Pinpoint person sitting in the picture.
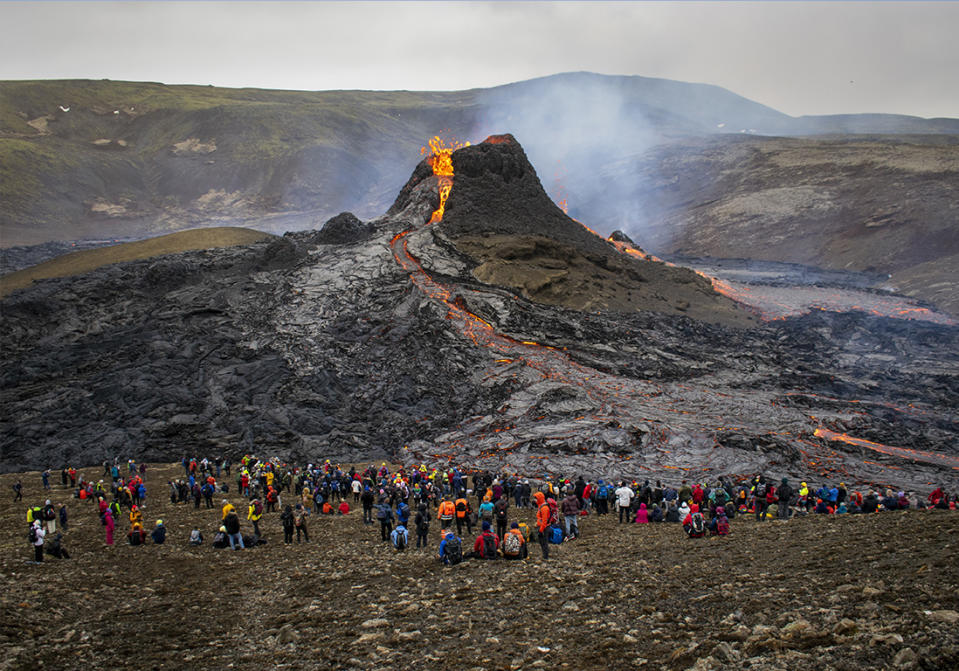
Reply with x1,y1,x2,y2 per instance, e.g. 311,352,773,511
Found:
337,501,350,515
212,526,230,549
634,503,649,524
151,520,166,544
189,527,203,545
649,503,664,523
664,501,680,523
682,504,706,538
128,523,146,546
438,529,463,566
390,524,409,552
502,522,527,560
322,501,334,515
708,509,730,536
472,521,500,559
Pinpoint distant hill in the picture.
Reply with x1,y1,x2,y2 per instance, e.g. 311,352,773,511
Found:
1,72,957,312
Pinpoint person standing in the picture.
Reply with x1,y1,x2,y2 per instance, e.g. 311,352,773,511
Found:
280,504,295,545
561,491,580,539
615,482,634,524
534,491,551,560
104,508,115,545
41,470,50,490
30,521,45,563
224,509,244,550
247,497,263,537
415,503,431,548
12,480,22,502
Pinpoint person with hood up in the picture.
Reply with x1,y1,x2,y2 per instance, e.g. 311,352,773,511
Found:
777,478,794,520
677,500,691,522
414,503,431,548
104,508,115,545
534,491,551,560
649,503,664,523
280,504,295,544
128,523,146,546
390,523,409,551
634,502,649,524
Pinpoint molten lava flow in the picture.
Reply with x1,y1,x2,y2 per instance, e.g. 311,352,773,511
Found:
421,135,469,224
814,427,959,469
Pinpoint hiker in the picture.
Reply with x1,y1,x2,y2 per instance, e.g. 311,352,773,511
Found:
221,499,235,520
337,500,350,515
438,529,464,566
561,491,580,539
376,498,394,542
534,491,551,560
777,478,793,520
454,495,472,537
493,495,509,540
361,487,375,525
709,508,731,536
104,508,115,545
248,497,263,537
683,503,706,538
391,524,409,552
472,521,499,559
45,532,70,559
12,480,22,502
415,503,431,548
502,521,527,560
42,470,50,490
128,523,146,546
294,504,310,543
129,504,143,530
29,520,45,563
58,504,68,531
212,526,230,549
151,520,166,545
42,499,57,534
280,504,295,544
615,482,634,523
189,527,203,545
438,497,456,530
224,509,244,550
753,477,769,521
634,502,649,524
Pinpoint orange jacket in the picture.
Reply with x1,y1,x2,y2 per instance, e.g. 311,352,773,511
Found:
534,492,550,532
454,498,469,518
438,500,455,519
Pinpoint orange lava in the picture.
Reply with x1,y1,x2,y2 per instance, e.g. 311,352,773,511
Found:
421,135,469,224
814,427,959,469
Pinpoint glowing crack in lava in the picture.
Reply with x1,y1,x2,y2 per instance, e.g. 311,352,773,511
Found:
421,135,469,224
814,428,959,470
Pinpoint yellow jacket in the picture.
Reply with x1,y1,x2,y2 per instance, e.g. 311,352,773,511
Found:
222,503,236,519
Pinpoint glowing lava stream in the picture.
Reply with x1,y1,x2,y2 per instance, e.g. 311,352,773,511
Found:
814,428,959,470
388,137,956,476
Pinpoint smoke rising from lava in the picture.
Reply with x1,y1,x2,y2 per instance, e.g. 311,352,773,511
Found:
470,73,659,244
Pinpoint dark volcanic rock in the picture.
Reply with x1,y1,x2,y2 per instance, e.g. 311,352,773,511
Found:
442,134,610,257
313,212,375,245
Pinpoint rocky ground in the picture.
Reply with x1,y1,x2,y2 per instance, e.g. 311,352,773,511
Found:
1,464,957,671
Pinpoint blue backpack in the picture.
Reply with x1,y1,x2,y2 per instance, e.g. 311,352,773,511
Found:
548,525,564,544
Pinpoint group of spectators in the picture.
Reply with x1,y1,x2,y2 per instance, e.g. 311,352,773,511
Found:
19,455,958,565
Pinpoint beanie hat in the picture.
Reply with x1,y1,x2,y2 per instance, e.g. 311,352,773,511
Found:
482,521,491,531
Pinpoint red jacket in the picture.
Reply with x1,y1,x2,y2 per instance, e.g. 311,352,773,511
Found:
473,532,499,555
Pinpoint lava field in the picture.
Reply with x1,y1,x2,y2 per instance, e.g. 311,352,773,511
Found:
1,135,957,492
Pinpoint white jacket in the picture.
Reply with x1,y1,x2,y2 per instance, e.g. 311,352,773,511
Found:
615,486,634,508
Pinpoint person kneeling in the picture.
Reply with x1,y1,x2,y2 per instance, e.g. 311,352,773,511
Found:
391,524,409,552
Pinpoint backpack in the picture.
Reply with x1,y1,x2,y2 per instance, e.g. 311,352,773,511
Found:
480,507,493,521
445,537,463,565
481,534,498,559
717,516,730,536
598,485,608,498
546,499,559,525
28,525,37,543
517,522,531,541
503,531,522,557
495,503,508,521
690,512,705,536
253,500,263,516
548,525,564,544
714,489,727,506
755,482,766,498
394,529,408,551
455,500,467,513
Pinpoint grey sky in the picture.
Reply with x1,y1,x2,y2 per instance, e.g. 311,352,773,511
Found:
1,1,956,119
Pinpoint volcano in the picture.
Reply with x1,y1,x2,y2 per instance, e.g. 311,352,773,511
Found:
1,135,957,492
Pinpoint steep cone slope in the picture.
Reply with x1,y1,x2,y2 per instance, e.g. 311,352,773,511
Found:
431,135,756,326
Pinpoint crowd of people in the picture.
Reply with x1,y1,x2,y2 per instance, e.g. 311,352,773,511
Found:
18,454,959,565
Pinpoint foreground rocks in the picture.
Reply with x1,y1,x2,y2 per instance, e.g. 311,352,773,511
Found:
1,464,958,670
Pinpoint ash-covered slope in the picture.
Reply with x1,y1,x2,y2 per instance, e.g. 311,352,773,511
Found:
1,136,957,492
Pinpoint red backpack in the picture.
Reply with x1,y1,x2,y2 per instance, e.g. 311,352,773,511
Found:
546,498,559,525
717,515,730,536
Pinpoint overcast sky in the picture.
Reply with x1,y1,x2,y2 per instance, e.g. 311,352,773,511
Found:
1,1,956,119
